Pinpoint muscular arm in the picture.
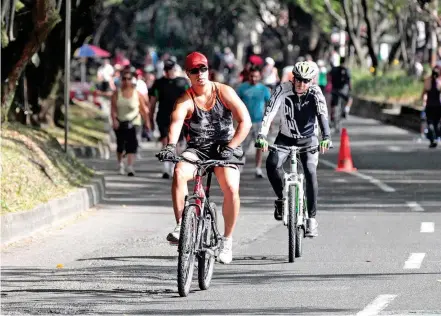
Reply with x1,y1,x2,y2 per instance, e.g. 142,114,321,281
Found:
259,84,283,136
168,95,192,145
138,92,151,129
149,96,157,122
219,84,252,148
421,77,431,106
313,88,331,139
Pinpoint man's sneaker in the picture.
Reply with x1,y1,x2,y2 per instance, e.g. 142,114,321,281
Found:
255,167,264,179
218,237,233,264
429,141,438,148
119,163,125,175
166,224,181,243
305,218,318,237
127,166,135,177
274,199,284,221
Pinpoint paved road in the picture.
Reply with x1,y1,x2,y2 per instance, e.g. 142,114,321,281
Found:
2,116,441,315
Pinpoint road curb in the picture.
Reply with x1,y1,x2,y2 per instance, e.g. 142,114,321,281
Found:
351,97,421,133
68,141,111,160
1,175,106,247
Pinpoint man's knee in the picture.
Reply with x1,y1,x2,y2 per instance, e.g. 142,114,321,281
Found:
219,168,240,199
173,163,194,183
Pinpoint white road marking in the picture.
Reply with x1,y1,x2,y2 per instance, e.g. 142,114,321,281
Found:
420,222,435,233
406,201,424,212
320,159,396,192
387,146,402,152
403,253,426,269
332,178,348,183
356,294,398,316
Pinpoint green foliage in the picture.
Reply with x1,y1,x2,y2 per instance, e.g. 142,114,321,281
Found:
103,0,124,7
291,0,342,33
352,67,424,106
1,23,8,48
16,1,25,11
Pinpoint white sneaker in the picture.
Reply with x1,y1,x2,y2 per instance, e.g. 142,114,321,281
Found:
127,166,135,176
218,237,233,264
166,224,181,243
255,167,264,179
119,162,125,175
305,218,318,237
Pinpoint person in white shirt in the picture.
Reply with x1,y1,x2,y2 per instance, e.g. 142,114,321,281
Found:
97,59,116,91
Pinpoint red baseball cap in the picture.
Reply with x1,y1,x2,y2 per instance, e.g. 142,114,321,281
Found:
185,52,208,70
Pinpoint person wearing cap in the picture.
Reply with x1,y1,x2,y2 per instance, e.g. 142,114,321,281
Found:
149,59,190,178
157,52,252,264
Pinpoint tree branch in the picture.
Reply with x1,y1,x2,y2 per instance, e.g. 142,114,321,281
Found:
8,0,16,41
361,0,378,71
249,0,286,46
1,0,61,120
324,0,345,28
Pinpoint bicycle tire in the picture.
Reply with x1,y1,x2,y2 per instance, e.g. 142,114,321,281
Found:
288,184,296,263
198,202,217,290
335,97,342,133
295,162,306,258
177,206,198,297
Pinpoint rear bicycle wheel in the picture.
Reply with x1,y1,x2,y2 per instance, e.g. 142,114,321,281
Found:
288,184,296,263
198,202,217,290
177,206,198,297
335,97,343,133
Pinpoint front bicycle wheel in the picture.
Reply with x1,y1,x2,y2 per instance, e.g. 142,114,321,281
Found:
288,184,296,263
177,206,198,297
295,164,306,258
198,202,217,290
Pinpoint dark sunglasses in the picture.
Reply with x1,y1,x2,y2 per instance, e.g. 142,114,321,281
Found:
189,66,208,75
294,77,311,84
122,77,132,81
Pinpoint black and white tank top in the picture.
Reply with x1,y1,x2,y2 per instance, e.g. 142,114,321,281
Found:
184,83,234,145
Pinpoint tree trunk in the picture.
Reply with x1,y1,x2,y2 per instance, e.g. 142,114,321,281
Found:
361,0,378,75
340,0,365,65
1,0,60,122
39,70,62,126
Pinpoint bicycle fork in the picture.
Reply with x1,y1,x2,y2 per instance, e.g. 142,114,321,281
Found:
282,173,305,227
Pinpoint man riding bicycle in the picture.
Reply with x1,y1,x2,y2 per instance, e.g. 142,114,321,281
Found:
157,52,252,264
255,61,331,237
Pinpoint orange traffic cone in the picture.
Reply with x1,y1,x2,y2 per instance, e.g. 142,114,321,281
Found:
336,128,357,172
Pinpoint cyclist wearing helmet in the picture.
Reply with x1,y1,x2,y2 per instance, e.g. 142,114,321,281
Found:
255,61,331,237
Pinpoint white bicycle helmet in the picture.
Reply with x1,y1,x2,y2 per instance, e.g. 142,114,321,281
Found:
292,61,318,80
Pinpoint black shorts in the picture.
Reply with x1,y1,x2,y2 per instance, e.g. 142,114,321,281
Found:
114,125,139,154
183,141,244,161
331,91,350,107
156,119,185,142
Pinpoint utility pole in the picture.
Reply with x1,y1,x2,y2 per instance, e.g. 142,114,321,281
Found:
64,0,71,152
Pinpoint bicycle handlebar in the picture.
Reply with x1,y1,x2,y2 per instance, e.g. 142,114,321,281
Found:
268,144,320,154
155,154,244,166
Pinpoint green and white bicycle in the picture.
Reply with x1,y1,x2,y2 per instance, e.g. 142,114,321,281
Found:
268,144,319,263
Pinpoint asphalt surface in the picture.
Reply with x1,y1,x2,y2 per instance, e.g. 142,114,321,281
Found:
1,116,441,315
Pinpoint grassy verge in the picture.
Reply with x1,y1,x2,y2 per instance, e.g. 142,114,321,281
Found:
0,101,108,214
43,100,109,147
352,68,424,108
1,124,95,214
